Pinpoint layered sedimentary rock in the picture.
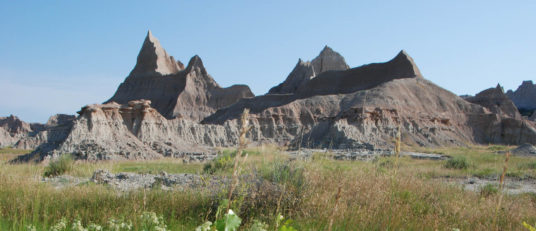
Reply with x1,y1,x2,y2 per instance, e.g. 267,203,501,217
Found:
506,80,536,113
107,31,254,121
0,114,76,150
14,100,241,162
466,84,521,119
205,51,536,149
12,32,536,162
0,115,49,148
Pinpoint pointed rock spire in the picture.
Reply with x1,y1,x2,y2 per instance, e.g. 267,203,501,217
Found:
129,30,182,78
268,59,315,94
311,45,349,74
185,55,208,76
388,50,423,78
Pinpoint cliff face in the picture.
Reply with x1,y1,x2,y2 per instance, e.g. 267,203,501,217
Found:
506,80,536,112
107,31,254,122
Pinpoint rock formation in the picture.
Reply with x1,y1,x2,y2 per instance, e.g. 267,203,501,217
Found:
311,46,350,74
129,30,183,78
0,115,43,148
0,114,75,150
466,84,521,119
510,143,536,156
204,50,536,149
107,31,254,121
530,111,536,121
11,31,536,162
13,100,242,162
268,46,349,94
506,80,536,114
268,59,316,94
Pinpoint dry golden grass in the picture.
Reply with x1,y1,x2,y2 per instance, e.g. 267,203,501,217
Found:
1,145,536,230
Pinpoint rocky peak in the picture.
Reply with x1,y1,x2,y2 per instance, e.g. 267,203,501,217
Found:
185,55,208,76
466,85,521,119
311,45,349,74
268,46,348,95
46,114,76,127
506,80,536,111
183,55,220,90
521,80,535,87
129,30,182,78
0,115,32,135
268,59,315,94
388,50,423,78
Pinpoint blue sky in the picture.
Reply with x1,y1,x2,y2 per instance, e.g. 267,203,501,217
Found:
1,1,535,123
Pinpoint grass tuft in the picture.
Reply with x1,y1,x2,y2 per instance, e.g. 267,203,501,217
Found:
43,154,74,177
444,156,470,170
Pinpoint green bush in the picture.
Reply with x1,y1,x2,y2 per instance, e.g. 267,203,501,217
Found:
444,156,470,170
43,154,74,177
203,152,235,174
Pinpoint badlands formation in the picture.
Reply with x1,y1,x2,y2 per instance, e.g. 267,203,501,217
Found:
7,31,536,162
506,80,536,119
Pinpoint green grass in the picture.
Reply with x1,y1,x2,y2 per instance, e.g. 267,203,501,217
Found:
114,160,203,175
43,154,74,177
445,156,470,170
1,145,536,230
0,147,31,155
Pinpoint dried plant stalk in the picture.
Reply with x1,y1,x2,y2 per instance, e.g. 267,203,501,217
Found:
226,109,251,213
328,184,343,231
493,151,510,230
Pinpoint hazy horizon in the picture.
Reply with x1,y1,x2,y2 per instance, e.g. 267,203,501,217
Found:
1,1,535,123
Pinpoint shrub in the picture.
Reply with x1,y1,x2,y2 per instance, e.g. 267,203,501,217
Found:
480,183,498,197
444,156,470,170
261,160,306,191
43,154,74,177
203,152,235,174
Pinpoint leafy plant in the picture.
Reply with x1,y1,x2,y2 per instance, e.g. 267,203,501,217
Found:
204,152,235,174
523,222,536,231
275,214,298,231
43,154,74,177
196,209,241,231
139,211,167,231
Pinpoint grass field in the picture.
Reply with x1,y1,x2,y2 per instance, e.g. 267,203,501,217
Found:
1,145,536,230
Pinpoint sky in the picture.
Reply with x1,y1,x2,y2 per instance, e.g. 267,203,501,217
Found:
1,1,535,123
